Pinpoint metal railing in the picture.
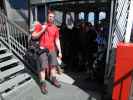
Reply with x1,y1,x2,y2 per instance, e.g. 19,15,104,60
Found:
0,9,29,60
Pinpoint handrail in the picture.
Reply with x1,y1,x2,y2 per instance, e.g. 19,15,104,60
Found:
7,19,29,36
0,9,29,60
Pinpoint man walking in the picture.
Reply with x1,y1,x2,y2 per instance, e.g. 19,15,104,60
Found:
32,11,62,94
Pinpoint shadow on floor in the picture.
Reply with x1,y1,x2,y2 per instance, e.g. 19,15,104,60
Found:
65,70,104,100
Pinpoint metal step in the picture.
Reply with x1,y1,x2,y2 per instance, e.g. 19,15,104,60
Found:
0,65,25,80
0,59,19,69
0,73,31,93
1,79,36,100
0,53,13,61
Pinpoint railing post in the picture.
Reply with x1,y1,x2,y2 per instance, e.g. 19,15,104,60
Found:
5,20,11,51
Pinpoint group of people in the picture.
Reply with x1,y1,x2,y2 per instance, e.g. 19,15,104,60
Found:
60,20,108,81
31,11,62,94
77,21,108,80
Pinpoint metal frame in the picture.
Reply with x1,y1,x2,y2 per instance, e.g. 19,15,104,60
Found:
105,0,114,71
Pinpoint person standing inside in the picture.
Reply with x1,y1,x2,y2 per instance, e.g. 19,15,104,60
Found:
32,11,62,94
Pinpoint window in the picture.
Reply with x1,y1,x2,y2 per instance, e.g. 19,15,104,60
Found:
99,12,106,23
54,11,63,26
88,12,95,25
79,12,85,20
65,12,74,29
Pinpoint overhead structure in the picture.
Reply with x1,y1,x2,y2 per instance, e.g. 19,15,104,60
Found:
29,0,110,27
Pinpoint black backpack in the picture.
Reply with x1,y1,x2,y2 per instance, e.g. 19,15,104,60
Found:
24,35,49,72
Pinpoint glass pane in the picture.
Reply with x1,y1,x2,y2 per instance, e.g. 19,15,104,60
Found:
54,11,63,26
79,12,85,20
88,12,95,25
99,12,106,23
65,12,74,29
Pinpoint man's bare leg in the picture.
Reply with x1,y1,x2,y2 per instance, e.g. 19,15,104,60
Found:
39,68,48,94
50,65,61,88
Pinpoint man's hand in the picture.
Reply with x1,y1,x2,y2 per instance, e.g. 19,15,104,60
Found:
58,52,62,59
42,24,48,31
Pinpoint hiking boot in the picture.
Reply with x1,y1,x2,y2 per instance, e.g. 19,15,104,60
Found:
51,77,61,88
40,81,48,94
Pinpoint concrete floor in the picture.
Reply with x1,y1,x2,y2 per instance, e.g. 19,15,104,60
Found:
1,68,102,100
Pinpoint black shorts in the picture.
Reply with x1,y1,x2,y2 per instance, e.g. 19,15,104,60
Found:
39,51,58,71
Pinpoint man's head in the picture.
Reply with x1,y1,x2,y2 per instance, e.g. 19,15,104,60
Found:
48,12,55,24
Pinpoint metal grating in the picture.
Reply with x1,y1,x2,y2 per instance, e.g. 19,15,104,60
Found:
112,0,130,48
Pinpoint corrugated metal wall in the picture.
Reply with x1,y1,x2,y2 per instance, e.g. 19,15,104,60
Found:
112,0,130,48
105,0,131,80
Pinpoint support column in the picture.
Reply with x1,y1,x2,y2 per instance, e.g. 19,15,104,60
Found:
74,11,79,26
94,10,99,25
85,12,88,22
29,7,34,32
35,6,38,21
44,3,48,22
62,11,66,27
